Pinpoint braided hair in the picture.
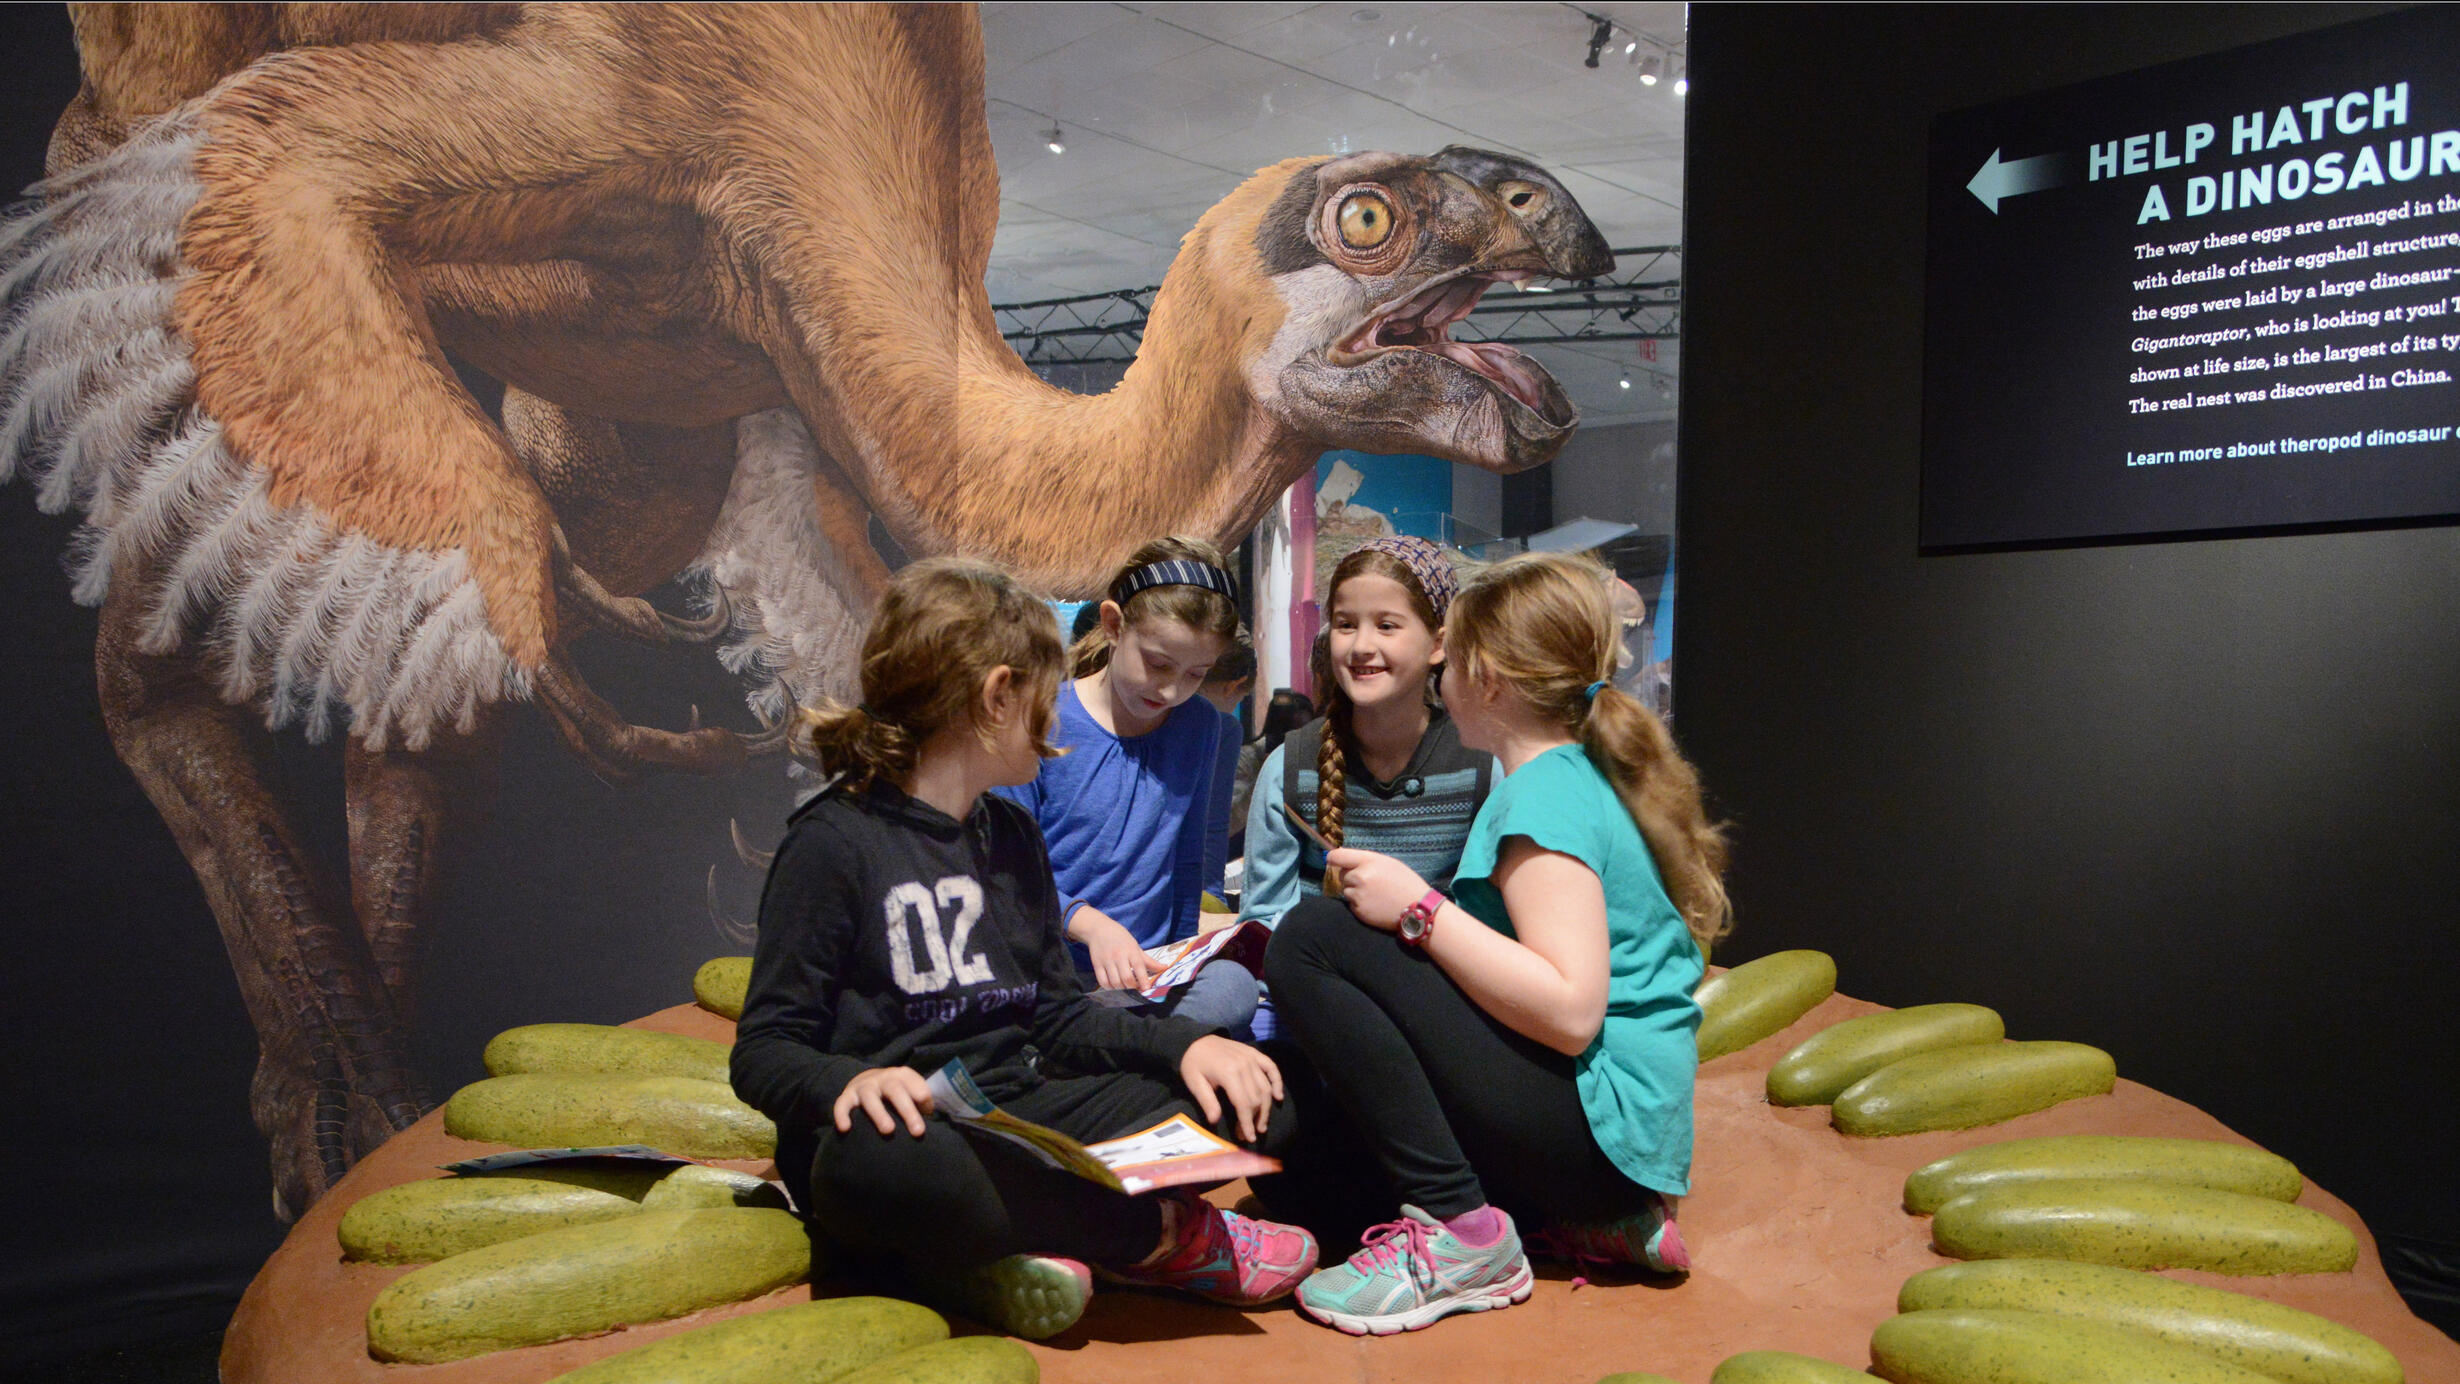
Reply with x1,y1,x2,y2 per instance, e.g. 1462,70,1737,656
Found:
1312,538,1454,896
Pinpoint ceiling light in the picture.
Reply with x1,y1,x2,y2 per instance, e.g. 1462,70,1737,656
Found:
1520,281,1553,293
1584,16,1611,68
1674,74,1688,96
1618,375,1632,390
1624,40,1637,55
1639,55,1660,85
1045,125,1065,155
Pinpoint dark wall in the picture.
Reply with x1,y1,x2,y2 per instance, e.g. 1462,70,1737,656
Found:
1679,4,2455,1331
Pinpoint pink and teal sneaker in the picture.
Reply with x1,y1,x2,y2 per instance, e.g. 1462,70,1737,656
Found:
1295,1205,1533,1335
1528,1192,1691,1275
1100,1192,1319,1306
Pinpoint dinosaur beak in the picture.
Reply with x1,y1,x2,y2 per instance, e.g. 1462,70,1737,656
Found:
1430,146,1614,280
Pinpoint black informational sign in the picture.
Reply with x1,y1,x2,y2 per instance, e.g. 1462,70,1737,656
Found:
1922,7,2460,550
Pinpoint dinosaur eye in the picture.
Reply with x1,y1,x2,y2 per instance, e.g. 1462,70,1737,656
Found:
1498,180,1548,216
1337,192,1395,249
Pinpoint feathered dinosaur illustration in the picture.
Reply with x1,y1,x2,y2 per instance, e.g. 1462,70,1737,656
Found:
0,2,1611,1217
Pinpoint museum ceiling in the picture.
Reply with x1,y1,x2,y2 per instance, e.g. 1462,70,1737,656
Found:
982,1,1687,424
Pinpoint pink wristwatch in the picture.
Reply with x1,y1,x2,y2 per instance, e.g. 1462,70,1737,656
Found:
1398,887,1445,946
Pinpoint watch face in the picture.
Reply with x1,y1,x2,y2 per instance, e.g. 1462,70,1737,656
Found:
1399,911,1427,941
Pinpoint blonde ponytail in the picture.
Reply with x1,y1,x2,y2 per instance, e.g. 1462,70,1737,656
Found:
1447,551,1733,951
1582,686,1732,950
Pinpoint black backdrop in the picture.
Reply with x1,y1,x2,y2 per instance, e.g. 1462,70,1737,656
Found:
1680,4,2456,1334
0,7,803,1365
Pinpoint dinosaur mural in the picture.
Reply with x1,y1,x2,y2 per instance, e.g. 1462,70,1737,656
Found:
0,2,1612,1217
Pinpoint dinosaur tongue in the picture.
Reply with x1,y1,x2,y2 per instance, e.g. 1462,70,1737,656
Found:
1434,339,1549,412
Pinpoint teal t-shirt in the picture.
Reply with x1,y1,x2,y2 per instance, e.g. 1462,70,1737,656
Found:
1452,743,1703,1195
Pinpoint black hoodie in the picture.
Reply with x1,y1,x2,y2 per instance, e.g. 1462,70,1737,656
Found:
731,776,1213,1194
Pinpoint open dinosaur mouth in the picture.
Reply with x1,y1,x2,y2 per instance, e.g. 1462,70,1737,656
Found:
1333,270,1559,417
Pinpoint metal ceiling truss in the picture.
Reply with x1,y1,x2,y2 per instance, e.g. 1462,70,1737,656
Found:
996,245,1680,367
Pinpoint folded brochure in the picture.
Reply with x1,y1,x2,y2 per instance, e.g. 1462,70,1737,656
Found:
1090,917,1272,1007
924,1058,1279,1195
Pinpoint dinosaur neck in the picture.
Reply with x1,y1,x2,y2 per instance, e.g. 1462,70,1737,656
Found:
712,9,1321,595
757,176,1319,599
917,324,1313,598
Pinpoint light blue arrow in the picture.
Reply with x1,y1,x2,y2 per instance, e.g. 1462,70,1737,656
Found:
1967,148,2066,213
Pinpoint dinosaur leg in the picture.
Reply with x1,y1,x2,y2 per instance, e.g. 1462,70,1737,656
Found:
344,707,504,1036
97,579,421,1220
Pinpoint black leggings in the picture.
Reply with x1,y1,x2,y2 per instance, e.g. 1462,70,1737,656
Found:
1262,894,1652,1228
802,1068,1296,1278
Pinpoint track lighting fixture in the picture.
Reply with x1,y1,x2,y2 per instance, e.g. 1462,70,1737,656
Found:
1584,16,1611,68
1045,125,1065,155
1639,55,1660,86
1619,374,1632,390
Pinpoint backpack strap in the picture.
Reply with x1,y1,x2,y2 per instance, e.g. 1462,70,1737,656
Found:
1282,719,1320,823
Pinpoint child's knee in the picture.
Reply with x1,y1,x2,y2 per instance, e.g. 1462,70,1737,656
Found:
809,1119,966,1218
1262,894,1352,989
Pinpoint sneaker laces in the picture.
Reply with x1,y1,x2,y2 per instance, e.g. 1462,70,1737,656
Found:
1350,1215,1439,1288
1221,1210,1268,1264
1522,1225,1612,1289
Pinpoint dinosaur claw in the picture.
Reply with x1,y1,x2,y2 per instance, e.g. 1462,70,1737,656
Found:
706,865,755,946
658,584,732,642
550,525,731,647
730,817,775,870
534,653,750,777
687,703,702,732
742,714,799,758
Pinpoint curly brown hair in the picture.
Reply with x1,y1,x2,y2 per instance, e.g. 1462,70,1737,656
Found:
798,557,1066,792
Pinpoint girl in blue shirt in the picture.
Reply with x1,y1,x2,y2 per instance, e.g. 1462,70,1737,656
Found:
1265,551,1734,1336
998,537,1255,1033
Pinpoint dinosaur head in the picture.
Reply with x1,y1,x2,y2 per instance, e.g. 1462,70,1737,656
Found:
1228,146,1614,473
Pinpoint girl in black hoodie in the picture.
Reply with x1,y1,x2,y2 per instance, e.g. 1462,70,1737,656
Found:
731,557,1316,1339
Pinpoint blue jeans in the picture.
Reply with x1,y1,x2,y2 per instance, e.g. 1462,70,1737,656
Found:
1153,958,1260,1038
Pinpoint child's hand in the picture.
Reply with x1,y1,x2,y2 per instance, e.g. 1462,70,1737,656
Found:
1326,848,1428,933
1178,1035,1284,1144
833,1065,936,1137
1073,906,1159,991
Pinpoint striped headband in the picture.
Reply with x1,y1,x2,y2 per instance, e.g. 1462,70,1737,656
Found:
1111,557,1240,607
1354,536,1458,622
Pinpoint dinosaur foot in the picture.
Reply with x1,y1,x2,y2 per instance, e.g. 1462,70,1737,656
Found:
535,654,793,780
253,1045,432,1223
550,527,733,645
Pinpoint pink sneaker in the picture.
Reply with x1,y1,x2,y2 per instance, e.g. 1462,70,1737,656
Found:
1527,1192,1690,1274
1101,1192,1319,1305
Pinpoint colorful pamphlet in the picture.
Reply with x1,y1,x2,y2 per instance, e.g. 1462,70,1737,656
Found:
924,1058,1279,1195
1089,917,1273,1008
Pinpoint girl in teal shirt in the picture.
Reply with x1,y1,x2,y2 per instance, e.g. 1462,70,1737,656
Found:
1264,552,1734,1337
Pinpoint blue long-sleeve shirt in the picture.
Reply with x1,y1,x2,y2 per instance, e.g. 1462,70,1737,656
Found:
995,680,1228,952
